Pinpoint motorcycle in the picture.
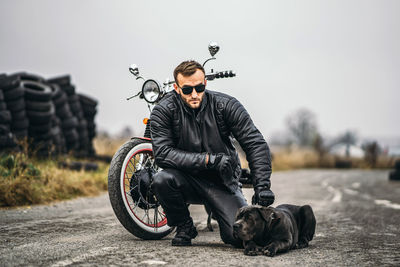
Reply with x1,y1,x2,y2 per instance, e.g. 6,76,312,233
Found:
108,42,252,240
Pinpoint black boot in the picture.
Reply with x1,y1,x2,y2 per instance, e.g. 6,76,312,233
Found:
171,218,198,246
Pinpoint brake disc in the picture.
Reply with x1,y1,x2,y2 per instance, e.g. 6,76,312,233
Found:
129,168,159,209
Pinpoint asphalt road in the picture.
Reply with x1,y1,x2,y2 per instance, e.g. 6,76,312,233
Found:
1,170,399,266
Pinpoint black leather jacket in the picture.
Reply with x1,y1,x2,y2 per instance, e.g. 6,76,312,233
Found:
150,90,272,193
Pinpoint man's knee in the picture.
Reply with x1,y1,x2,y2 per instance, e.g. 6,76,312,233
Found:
152,169,177,193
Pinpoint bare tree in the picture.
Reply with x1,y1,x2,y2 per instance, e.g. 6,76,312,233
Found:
312,133,327,166
285,108,318,147
335,130,358,157
362,141,381,167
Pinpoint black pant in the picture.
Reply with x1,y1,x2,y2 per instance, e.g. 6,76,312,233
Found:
152,168,248,247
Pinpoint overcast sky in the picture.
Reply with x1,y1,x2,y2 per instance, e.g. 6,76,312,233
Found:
1,0,399,143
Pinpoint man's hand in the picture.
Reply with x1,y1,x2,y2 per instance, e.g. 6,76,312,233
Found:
207,153,233,180
252,187,275,206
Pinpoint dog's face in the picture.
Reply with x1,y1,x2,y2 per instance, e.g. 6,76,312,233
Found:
233,205,280,242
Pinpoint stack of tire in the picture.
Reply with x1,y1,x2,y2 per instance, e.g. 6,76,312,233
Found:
78,93,98,156
0,74,29,144
67,89,90,157
389,160,400,181
46,75,80,154
1,71,98,157
10,72,56,157
0,75,16,149
47,75,93,157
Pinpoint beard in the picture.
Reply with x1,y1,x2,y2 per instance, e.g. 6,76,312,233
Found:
181,95,202,109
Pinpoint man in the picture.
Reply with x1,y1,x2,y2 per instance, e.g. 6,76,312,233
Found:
150,60,274,247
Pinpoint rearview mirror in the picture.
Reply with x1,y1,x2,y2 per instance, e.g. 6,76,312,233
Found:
129,64,140,77
208,42,220,57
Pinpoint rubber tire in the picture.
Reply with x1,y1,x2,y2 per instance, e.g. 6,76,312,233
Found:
82,106,97,116
30,131,52,141
23,81,52,102
13,129,28,139
61,116,79,130
0,110,11,123
84,162,98,171
4,86,24,100
56,103,73,119
49,83,62,100
53,91,68,107
0,101,6,111
0,133,16,148
4,98,25,112
11,118,29,130
69,100,82,115
108,138,173,240
0,76,20,91
47,75,71,87
25,100,53,112
0,124,10,134
27,105,55,124
11,72,45,83
29,121,52,133
78,93,98,107
61,85,75,96
12,109,26,120
64,128,79,142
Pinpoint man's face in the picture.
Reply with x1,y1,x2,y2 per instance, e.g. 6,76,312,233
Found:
174,69,206,109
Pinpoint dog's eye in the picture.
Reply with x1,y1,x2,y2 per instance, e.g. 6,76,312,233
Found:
245,214,255,222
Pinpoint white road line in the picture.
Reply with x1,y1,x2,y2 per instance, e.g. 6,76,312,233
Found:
344,188,359,196
51,247,117,267
327,186,342,203
139,260,167,265
374,200,400,210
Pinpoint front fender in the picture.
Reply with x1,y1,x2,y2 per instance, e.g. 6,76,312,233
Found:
130,136,152,141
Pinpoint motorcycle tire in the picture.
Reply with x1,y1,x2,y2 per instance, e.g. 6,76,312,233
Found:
108,138,173,240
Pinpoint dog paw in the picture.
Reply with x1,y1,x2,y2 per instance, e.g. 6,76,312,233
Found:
244,249,259,256
244,245,262,256
296,241,309,249
263,244,277,257
263,249,276,257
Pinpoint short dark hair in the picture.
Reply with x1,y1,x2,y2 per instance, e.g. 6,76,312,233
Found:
173,60,205,86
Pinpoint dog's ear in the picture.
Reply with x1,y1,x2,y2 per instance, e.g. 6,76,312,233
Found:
258,207,280,228
270,213,281,227
257,207,273,222
235,206,247,219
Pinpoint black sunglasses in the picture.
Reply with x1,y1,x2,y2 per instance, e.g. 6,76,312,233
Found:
179,83,206,95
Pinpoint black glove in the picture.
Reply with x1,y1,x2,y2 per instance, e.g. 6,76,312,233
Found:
207,153,233,181
252,187,275,206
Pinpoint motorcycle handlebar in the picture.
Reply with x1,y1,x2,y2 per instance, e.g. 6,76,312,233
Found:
205,70,236,81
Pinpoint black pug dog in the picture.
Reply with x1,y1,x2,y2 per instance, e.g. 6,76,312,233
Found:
233,204,316,257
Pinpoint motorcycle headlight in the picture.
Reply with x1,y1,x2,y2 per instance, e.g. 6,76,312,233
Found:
142,79,161,103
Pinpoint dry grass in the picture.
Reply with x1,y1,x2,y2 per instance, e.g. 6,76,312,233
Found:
270,147,397,171
93,136,127,156
0,153,108,207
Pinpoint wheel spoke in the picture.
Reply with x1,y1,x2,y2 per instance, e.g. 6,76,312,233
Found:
158,210,165,220
154,206,159,228
120,147,169,229
126,161,135,173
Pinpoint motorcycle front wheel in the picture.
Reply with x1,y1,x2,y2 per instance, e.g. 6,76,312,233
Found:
108,138,173,239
